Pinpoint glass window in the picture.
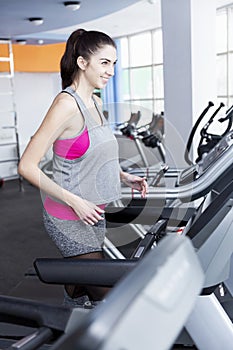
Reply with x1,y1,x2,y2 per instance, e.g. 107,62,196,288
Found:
118,30,164,118
216,10,227,53
229,53,233,96
129,32,152,67
228,97,233,108
216,6,233,108
120,37,129,68
152,29,163,64
130,101,154,127
130,67,153,99
217,97,227,106
229,8,233,51
154,100,164,114
116,102,132,124
131,100,153,113
122,69,130,100
118,7,232,123
216,54,227,96
153,65,164,98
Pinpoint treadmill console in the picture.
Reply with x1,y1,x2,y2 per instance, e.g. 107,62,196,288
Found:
177,164,199,186
201,130,233,172
177,130,233,186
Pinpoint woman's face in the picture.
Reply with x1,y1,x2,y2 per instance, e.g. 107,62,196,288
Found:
83,45,117,89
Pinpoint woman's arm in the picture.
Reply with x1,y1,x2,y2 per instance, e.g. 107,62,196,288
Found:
18,94,104,225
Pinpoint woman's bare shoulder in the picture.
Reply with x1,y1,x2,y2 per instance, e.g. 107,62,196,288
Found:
52,91,77,113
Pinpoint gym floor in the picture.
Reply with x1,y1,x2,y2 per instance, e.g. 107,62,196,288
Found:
0,179,198,349
0,179,63,302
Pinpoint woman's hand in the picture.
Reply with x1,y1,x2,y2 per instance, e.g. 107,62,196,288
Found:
120,171,148,198
68,195,105,226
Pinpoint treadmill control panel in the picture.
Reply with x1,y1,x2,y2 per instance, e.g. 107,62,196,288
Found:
177,130,233,186
202,131,233,172
177,164,199,186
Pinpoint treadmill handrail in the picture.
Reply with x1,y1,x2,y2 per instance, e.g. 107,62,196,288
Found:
121,142,233,201
34,181,233,288
0,295,71,331
34,259,136,286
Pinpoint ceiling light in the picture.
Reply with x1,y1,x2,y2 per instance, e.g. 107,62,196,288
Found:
16,39,27,45
28,17,44,26
63,1,81,11
37,39,44,45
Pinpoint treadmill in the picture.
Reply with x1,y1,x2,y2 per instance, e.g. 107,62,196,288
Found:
0,235,203,350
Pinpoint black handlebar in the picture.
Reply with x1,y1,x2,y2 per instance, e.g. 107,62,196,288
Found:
0,295,71,331
184,101,214,165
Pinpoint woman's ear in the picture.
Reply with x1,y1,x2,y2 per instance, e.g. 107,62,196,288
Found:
77,56,88,70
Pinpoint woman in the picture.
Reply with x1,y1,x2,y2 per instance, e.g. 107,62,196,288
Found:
18,29,148,307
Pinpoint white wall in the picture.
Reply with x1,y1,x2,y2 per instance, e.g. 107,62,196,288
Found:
14,72,61,154
0,72,60,179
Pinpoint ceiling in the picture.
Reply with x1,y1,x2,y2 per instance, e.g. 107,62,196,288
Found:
0,0,230,45
0,0,144,44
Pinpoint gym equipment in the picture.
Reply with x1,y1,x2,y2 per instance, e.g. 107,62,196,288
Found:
0,235,204,350
34,129,233,282
35,125,233,349
106,107,233,256
177,178,233,349
35,178,233,349
20,112,233,349
186,101,232,164
120,129,233,201
123,101,232,184
104,128,233,258
35,178,233,290
117,111,166,165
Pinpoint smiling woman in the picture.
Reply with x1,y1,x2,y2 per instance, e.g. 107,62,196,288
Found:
18,28,148,307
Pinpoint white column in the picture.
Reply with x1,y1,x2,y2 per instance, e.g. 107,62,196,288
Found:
161,0,217,166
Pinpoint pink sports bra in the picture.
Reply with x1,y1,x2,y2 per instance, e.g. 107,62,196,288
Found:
53,126,90,160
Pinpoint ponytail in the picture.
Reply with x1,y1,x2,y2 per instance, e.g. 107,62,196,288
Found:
60,29,85,89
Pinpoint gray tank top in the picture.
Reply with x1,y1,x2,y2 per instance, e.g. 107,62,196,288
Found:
52,87,121,205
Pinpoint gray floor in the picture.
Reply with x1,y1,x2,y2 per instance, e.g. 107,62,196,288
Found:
0,179,63,302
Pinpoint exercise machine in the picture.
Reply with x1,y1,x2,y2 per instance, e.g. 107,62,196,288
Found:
34,127,233,349
116,111,166,168
104,127,233,259
35,178,233,349
0,235,204,350
123,101,232,187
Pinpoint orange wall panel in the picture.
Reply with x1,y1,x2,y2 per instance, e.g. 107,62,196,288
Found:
0,43,66,72
0,43,11,72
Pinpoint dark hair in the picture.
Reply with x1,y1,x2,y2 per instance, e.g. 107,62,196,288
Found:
60,29,116,89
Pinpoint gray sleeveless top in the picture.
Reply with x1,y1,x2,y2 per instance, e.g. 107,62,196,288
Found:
51,87,121,205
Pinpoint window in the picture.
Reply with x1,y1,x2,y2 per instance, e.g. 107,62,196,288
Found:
216,6,233,107
129,32,152,67
116,6,233,127
118,28,164,125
